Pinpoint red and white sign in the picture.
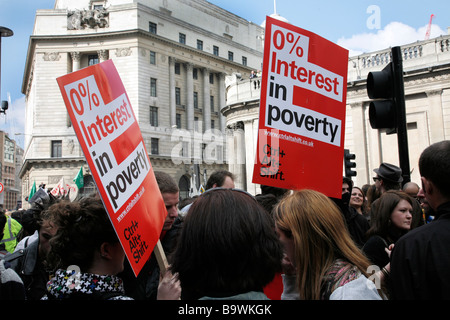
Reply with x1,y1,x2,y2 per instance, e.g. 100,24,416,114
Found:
57,60,167,276
252,16,348,198
50,177,76,197
0,182,3,193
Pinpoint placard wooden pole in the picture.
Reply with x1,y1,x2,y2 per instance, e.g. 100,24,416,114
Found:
154,239,169,274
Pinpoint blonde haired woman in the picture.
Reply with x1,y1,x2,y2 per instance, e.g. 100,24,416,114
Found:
273,189,383,300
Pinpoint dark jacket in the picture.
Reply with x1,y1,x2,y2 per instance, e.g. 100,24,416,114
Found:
390,201,450,299
363,235,389,269
331,196,370,248
119,216,183,299
3,236,50,300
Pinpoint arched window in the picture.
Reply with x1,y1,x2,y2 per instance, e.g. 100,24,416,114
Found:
178,175,190,199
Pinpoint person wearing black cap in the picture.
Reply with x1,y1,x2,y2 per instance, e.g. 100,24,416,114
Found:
373,162,403,194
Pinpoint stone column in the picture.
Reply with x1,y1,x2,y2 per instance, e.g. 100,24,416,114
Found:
71,52,81,71
185,63,194,131
218,72,226,132
244,119,257,195
426,89,444,143
98,49,109,62
203,68,211,132
228,122,246,189
169,57,176,127
68,52,81,127
349,102,369,185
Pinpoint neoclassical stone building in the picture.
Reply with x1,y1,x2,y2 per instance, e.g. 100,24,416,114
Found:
224,33,450,194
19,0,265,203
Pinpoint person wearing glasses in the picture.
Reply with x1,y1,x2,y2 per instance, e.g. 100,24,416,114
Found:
170,188,283,300
372,163,403,194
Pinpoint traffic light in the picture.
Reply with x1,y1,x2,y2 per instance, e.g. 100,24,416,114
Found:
367,62,397,132
0,101,7,114
344,149,357,178
366,47,407,134
366,46,411,184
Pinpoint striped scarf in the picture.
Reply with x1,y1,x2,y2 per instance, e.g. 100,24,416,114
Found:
320,259,361,300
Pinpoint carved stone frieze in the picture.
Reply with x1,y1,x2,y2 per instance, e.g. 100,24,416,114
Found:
67,8,109,30
115,48,132,57
43,52,61,61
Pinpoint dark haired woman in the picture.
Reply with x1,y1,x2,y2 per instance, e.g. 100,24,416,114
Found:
363,190,413,269
170,188,283,300
42,195,180,300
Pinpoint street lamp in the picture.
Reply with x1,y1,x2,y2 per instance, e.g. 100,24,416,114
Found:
0,26,13,114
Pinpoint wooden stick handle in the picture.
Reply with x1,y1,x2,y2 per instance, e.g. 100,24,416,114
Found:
154,239,169,274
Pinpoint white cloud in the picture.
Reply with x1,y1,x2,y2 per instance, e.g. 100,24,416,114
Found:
338,22,447,57
0,95,26,148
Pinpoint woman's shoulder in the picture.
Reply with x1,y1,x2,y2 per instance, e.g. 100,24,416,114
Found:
321,259,361,299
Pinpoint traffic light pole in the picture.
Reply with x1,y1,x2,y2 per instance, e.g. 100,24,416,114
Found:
392,47,410,185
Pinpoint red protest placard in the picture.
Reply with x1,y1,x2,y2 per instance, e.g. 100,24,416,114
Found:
57,60,167,276
252,16,348,198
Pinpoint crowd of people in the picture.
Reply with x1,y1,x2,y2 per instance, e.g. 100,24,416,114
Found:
1,140,450,300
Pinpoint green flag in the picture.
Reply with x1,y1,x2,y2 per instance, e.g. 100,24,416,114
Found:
73,166,84,189
28,181,36,199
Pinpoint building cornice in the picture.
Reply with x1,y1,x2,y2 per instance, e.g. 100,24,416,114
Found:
19,157,86,179
22,28,255,95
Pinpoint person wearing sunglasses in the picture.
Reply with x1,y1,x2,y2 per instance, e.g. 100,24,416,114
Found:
372,163,403,194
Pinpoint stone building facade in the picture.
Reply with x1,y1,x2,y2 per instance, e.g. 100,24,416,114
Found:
224,33,450,194
19,0,265,204
0,131,22,210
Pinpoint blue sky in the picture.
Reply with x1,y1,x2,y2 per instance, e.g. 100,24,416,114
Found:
0,0,448,147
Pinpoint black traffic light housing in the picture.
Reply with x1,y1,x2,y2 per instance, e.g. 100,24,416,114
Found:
0,100,8,114
344,149,357,178
367,63,397,132
366,46,410,185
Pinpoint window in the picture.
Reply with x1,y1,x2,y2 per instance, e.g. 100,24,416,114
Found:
150,78,157,97
176,113,182,129
175,87,181,105
228,51,234,61
194,92,198,109
197,40,203,50
242,56,247,66
151,138,159,155
88,54,99,66
210,96,215,112
213,46,219,56
211,119,215,129
209,73,214,84
149,22,157,34
193,68,198,79
91,1,104,10
51,140,62,158
175,63,181,75
179,33,186,44
150,106,158,126
150,51,156,65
